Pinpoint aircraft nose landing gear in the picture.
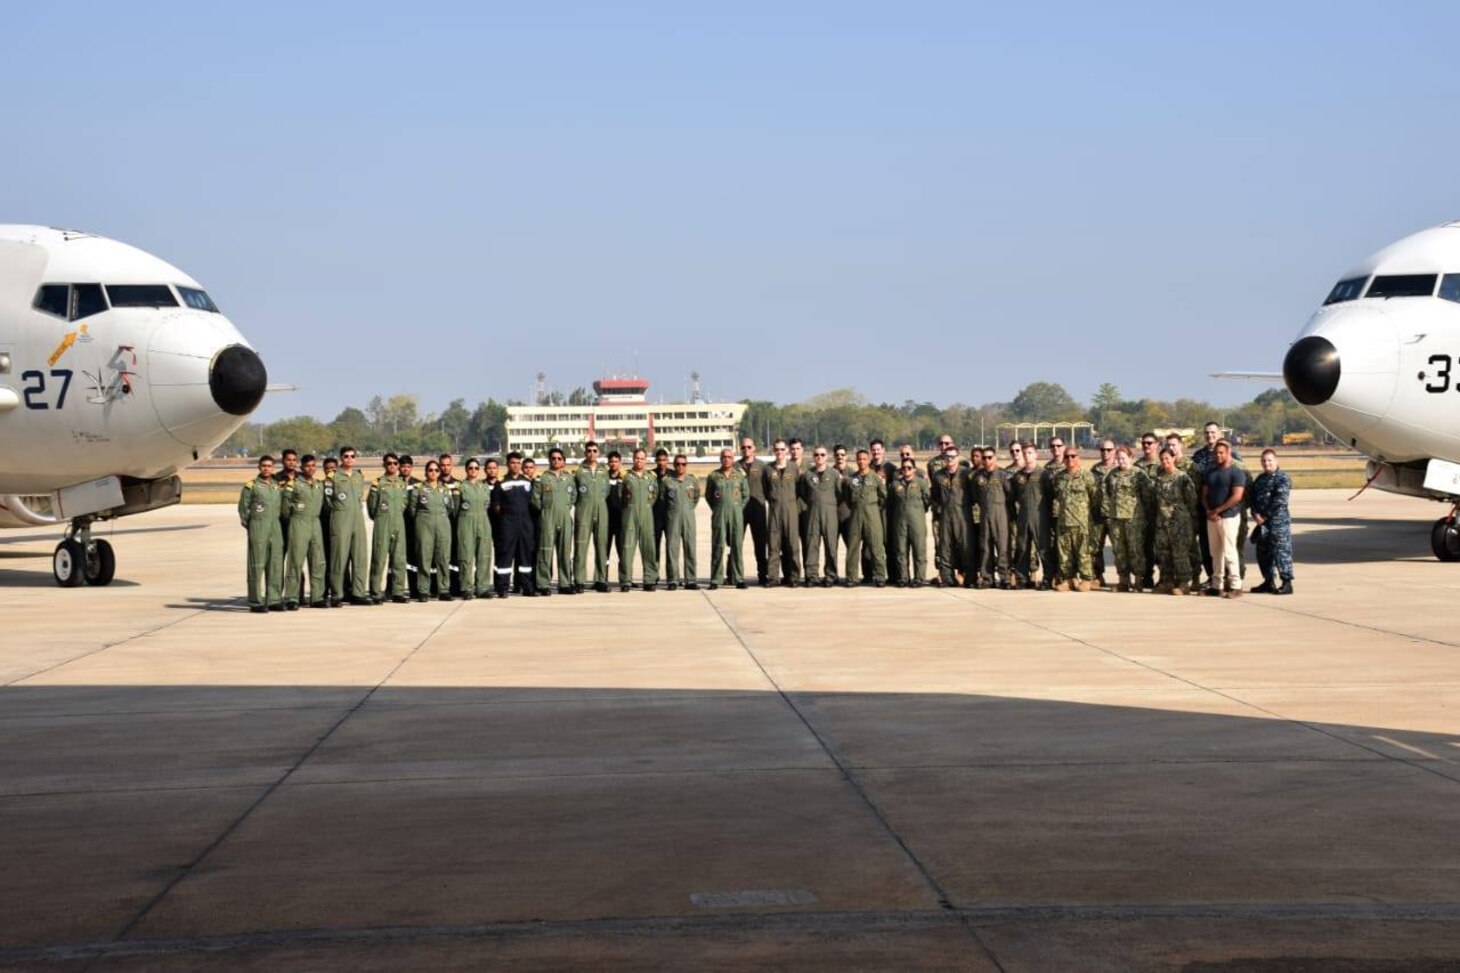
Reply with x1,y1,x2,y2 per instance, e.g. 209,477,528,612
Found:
53,519,116,587
1431,505,1460,562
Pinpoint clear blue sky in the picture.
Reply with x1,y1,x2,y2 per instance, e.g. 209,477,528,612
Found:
6,1,1459,421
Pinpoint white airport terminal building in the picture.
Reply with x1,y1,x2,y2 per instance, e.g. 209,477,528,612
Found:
505,377,746,459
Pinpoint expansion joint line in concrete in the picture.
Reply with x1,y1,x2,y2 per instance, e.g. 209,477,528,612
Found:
699,593,1008,973
105,601,469,947
944,590,1460,791
3,596,247,687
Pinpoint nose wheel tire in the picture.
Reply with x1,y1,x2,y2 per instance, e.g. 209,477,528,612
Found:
53,539,86,587
52,537,117,586
1432,519,1460,562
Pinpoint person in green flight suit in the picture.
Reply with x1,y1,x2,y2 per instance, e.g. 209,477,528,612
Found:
799,446,841,587
662,453,701,590
281,453,327,610
620,447,660,591
412,459,456,601
239,454,285,613
366,452,410,604
325,446,370,606
888,456,930,586
706,448,750,589
455,457,494,600
572,441,612,593
532,447,576,596
842,448,887,587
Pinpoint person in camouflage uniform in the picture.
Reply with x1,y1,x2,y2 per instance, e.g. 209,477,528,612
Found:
239,455,285,613
1153,447,1198,595
842,449,887,587
1052,449,1099,591
1248,448,1294,595
1165,434,1204,585
1088,440,1117,587
888,456,930,586
662,453,700,590
706,448,750,589
1102,446,1153,592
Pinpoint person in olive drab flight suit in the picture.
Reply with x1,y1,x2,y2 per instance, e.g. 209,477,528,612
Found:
532,447,576,596
326,446,370,606
762,439,802,586
930,447,975,588
1011,443,1045,589
455,458,494,600
843,449,887,587
397,456,421,597
974,447,1014,588
620,448,659,591
281,454,327,610
239,455,285,613
651,448,671,567
662,453,701,590
491,452,536,598
366,453,410,604
737,437,769,586
572,441,612,592
706,448,750,589
799,446,841,587
412,460,455,601
888,456,930,586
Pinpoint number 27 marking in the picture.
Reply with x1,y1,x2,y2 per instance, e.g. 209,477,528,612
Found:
20,369,73,409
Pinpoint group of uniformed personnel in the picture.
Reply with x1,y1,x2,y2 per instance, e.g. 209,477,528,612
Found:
239,426,1295,611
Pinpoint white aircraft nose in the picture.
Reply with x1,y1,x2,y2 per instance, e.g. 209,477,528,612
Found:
148,313,265,448
1288,305,1398,438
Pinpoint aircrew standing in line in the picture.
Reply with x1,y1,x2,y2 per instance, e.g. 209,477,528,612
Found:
1039,437,1066,587
620,448,659,591
573,441,612,593
1153,446,1198,595
281,453,327,610
398,455,420,597
843,448,887,587
651,447,672,567
531,447,576,596
799,446,841,587
326,446,370,607
239,455,285,613
888,455,930,586
455,457,493,600
366,452,410,604
662,453,700,590
412,459,455,601
1134,433,1161,589
605,450,626,583
706,448,750,589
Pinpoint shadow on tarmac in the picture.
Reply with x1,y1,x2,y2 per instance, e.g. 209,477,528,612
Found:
2,685,1460,969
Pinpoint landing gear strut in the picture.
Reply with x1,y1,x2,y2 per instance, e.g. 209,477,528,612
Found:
52,519,116,587
1432,505,1460,562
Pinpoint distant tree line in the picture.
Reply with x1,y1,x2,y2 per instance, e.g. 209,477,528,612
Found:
217,382,1331,459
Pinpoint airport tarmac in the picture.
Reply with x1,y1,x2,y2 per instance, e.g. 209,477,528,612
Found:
2,489,1460,971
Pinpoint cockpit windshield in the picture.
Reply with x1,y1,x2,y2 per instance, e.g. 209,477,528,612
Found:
177,286,220,312
1439,275,1460,304
1323,277,1367,305
1365,274,1437,299
105,284,178,308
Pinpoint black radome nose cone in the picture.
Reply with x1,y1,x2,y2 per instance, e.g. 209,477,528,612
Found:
1283,336,1340,406
210,345,267,416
